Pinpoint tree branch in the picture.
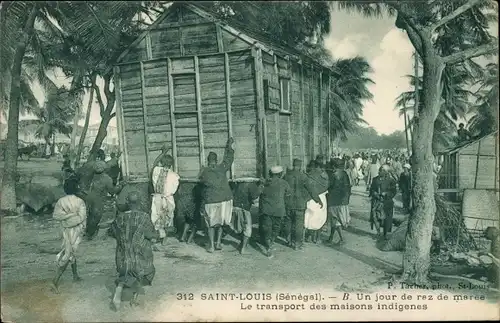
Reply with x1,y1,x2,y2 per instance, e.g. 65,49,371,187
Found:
443,42,498,65
429,0,483,32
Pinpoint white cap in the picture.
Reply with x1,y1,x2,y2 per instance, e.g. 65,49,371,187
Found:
403,163,411,169
270,165,284,174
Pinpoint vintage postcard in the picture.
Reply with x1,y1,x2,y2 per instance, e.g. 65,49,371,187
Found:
1,1,499,322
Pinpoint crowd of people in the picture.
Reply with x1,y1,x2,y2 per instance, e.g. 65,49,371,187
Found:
50,139,420,310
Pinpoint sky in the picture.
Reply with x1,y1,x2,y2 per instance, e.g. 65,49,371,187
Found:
11,5,497,136
324,10,412,135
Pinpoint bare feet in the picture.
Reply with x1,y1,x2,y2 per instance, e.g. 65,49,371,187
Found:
215,244,222,251
73,276,83,282
206,246,215,253
50,282,60,294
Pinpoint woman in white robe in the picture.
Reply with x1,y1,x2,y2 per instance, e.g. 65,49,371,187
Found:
150,153,180,246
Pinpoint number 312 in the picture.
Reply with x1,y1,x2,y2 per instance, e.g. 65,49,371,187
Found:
176,293,194,300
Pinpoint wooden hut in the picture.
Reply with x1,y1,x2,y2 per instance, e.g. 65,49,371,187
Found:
113,2,338,182
438,130,499,196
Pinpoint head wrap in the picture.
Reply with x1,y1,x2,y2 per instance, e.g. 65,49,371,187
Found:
270,165,284,174
94,161,107,173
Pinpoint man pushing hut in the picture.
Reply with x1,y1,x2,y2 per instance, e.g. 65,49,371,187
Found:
199,137,235,253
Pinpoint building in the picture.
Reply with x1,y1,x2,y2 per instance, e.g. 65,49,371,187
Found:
114,2,338,181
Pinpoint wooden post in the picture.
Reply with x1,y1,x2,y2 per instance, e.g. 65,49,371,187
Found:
140,62,151,176
216,25,224,52
286,56,293,166
254,48,267,177
319,71,323,156
167,58,178,172
307,65,316,160
114,66,129,178
224,52,234,178
327,72,331,159
299,61,306,163
194,56,205,168
179,27,185,56
146,33,153,60
474,140,482,189
272,54,281,165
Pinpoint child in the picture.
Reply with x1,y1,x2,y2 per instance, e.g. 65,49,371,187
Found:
51,177,87,293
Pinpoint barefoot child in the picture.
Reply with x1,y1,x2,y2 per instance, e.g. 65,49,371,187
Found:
51,178,87,293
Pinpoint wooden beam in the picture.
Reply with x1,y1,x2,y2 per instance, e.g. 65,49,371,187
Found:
327,73,331,159
224,52,234,178
150,21,214,30
194,56,205,169
319,71,323,157
178,27,185,56
299,62,306,163
140,62,151,176
253,47,267,177
285,57,293,166
309,66,315,160
114,66,129,178
273,54,282,166
167,58,178,173
116,48,250,67
216,25,224,52
145,33,153,60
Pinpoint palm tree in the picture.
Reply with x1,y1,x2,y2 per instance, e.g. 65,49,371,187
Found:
336,0,497,283
1,1,162,211
328,57,374,141
468,62,499,136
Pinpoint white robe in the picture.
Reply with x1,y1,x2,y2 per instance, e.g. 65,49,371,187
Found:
150,167,180,231
304,191,328,230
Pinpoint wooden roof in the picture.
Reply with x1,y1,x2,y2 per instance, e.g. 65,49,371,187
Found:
438,130,499,155
114,2,341,76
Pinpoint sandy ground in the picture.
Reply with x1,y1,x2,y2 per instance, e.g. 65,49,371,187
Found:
1,160,498,322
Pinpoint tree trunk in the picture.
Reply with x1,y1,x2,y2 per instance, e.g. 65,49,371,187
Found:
88,113,113,161
402,55,444,284
75,78,96,168
0,5,38,211
87,77,115,162
69,72,84,167
403,105,410,153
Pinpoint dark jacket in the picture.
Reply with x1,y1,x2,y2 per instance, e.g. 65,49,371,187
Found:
199,143,234,204
259,177,291,217
370,175,397,203
398,172,412,193
327,169,351,206
232,182,262,211
308,168,329,196
283,169,320,210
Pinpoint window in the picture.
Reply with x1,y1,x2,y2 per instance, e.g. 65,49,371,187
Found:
279,77,290,112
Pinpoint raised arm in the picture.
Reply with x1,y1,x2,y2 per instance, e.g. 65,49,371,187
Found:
221,137,235,171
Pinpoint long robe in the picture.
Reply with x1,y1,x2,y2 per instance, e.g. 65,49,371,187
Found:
150,166,180,234
110,209,159,290
53,195,87,266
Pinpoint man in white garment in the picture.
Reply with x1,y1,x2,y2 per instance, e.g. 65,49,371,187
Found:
151,154,180,247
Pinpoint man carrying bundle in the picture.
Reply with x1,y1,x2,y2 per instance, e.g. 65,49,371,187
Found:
199,137,235,253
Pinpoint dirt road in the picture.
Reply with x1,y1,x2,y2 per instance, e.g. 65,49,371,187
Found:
1,184,497,322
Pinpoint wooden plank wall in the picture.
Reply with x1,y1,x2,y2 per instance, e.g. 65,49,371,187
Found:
117,4,332,178
119,64,148,179
228,51,258,177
